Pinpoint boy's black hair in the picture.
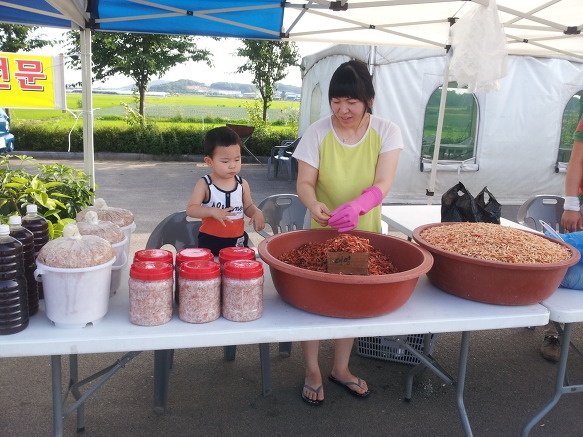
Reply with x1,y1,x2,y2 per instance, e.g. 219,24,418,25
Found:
203,126,242,157
328,59,375,113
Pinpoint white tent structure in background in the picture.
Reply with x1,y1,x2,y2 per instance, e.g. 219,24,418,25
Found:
0,0,582,190
298,44,583,204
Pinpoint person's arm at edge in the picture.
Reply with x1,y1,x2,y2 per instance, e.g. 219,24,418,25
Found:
296,160,331,227
562,139,583,231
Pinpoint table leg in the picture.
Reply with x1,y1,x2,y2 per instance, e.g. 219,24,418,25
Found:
457,331,472,437
69,354,85,432
403,335,454,401
51,355,63,437
521,323,574,437
403,332,472,435
259,343,271,397
153,349,173,415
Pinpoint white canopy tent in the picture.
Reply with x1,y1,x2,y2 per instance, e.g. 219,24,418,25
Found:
299,44,583,204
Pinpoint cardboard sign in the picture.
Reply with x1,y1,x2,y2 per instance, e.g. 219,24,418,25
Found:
326,252,369,275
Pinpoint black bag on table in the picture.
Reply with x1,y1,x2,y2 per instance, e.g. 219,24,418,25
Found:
441,182,501,224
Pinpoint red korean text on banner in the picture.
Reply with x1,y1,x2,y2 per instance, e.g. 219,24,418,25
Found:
0,52,66,110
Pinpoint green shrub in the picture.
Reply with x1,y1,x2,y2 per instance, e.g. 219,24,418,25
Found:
0,155,94,238
11,122,299,157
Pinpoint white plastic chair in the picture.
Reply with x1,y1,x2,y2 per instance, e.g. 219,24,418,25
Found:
256,193,307,238
517,195,565,233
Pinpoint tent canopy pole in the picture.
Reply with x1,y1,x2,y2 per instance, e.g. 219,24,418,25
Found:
80,27,95,192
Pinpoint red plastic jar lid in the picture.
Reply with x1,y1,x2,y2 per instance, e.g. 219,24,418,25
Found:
223,259,263,279
218,247,255,264
133,249,173,265
176,248,213,265
179,260,221,280
130,261,174,280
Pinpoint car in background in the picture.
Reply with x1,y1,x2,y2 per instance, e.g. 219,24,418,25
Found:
0,108,15,153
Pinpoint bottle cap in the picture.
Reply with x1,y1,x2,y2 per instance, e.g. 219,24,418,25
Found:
218,247,255,265
223,259,263,279
26,204,37,214
8,216,22,225
133,249,173,265
0,224,9,236
130,261,173,280
179,260,220,280
176,248,213,265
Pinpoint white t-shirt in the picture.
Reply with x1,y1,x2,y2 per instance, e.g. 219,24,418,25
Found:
293,115,403,170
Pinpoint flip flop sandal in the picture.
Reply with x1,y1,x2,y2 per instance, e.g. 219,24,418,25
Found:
301,383,324,406
328,375,371,399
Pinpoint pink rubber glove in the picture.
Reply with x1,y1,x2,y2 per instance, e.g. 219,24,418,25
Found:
328,186,383,232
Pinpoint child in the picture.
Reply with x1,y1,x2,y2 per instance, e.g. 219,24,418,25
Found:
186,126,265,255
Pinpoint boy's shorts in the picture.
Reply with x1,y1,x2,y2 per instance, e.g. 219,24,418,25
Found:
198,231,249,256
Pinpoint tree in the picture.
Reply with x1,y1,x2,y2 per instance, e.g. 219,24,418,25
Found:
236,40,299,122
0,24,53,52
66,32,212,118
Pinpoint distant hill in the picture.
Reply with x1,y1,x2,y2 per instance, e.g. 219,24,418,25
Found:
149,79,301,95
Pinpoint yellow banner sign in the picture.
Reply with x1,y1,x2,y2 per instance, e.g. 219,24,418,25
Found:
0,52,66,110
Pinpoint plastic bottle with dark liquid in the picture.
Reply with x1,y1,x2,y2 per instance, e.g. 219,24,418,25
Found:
9,215,39,316
21,204,49,299
0,224,29,335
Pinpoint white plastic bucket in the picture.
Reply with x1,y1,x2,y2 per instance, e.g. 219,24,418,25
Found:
35,257,116,328
110,236,128,297
120,221,136,263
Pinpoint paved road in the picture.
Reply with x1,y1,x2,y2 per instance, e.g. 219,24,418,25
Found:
1,155,581,437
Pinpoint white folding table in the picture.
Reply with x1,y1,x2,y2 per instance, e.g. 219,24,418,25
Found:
0,262,549,437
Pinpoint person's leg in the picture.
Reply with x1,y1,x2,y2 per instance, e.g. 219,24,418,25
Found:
301,340,324,402
329,338,369,395
540,322,561,362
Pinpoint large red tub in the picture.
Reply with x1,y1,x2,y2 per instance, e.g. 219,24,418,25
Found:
258,229,433,318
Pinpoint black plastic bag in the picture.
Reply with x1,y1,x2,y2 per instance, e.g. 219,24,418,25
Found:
475,186,501,224
441,182,501,224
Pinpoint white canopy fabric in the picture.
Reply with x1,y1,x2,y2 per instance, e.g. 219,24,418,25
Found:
283,0,582,60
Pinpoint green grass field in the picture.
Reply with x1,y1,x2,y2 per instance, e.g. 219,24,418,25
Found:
11,93,301,126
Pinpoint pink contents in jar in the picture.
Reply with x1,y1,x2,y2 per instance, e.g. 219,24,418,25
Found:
175,248,214,304
222,259,264,322
178,260,221,323
129,261,173,326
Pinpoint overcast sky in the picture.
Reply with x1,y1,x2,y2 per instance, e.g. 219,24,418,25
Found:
32,28,331,89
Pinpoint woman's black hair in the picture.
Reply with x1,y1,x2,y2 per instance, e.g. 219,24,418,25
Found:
328,59,375,113
203,126,242,157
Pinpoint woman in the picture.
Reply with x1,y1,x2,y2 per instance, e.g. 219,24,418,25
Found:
292,59,404,406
